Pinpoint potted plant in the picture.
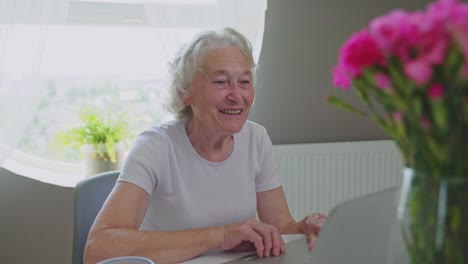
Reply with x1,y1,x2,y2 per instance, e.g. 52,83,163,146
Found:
55,107,132,177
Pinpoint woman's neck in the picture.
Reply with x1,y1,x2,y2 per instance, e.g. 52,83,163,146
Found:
184,120,234,162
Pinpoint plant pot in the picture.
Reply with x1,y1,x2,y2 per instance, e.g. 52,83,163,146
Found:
80,143,125,177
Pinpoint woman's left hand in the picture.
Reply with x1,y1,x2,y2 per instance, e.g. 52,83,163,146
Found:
303,213,327,251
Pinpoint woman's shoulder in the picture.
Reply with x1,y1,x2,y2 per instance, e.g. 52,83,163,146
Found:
237,121,271,148
135,120,183,147
140,120,182,139
242,120,268,136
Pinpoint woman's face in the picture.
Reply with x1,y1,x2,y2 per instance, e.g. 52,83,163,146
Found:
184,46,254,136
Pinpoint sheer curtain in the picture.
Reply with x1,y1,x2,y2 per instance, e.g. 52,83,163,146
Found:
143,0,267,64
0,0,267,170
0,0,69,166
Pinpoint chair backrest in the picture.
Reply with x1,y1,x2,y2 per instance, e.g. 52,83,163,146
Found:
73,170,120,264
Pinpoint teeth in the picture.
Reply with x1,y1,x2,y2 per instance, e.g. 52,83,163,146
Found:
220,109,241,115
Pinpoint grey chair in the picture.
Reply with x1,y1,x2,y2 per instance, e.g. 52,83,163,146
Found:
73,170,120,264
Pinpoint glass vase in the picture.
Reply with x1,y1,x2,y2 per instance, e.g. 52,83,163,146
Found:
395,168,468,264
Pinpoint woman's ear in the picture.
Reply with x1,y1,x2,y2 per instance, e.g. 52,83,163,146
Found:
182,97,190,106
180,88,191,106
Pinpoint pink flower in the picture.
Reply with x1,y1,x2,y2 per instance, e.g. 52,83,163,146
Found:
332,30,384,89
332,67,352,89
427,83,445,100
450,11,468,63
423,37,449,65
428,0,468,62
369,10,436,59
426,0,460,26
374,72,391,90
404,58,433,85
426,0,466,27
369,10,409,55
340,31,384,72
403,11,431,45
369,4,451,76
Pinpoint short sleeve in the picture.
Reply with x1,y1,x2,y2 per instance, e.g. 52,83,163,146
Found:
255,126,282,192
118,130,169,196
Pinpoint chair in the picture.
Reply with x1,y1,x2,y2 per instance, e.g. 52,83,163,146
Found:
73,170,120,264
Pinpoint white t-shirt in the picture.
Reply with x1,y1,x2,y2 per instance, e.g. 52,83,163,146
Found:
118,120,281,231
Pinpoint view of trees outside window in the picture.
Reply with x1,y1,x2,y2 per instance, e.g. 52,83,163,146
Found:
19,77,172,161
15,25,185,161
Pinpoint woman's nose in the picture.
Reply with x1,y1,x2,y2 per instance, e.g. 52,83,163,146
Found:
227,82,242,101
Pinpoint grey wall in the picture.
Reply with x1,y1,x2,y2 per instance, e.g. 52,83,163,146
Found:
0,0,431,263
250,0,430,144
0,168,74,263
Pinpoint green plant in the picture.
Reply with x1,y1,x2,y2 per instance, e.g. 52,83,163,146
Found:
55,107,131,162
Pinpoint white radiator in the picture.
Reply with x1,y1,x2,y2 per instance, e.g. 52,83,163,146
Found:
274,140,404,219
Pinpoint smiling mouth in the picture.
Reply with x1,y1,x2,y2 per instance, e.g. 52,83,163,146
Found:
220,109,242,115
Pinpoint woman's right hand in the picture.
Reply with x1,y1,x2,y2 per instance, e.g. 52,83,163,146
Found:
217,218,285,257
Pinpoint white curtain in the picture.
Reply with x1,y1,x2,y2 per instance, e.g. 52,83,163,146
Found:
0,0,266,168
0,0,69,166
143,0,267,64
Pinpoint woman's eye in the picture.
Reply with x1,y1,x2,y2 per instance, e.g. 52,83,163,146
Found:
214,80,227,84
239,80,252,88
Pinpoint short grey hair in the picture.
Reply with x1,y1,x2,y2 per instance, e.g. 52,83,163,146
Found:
166,27,256,121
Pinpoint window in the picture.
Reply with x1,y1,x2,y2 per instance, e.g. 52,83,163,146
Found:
16,24,184,161
1,0,266,179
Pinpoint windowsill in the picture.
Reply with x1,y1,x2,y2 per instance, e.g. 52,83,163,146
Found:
2,151,85,187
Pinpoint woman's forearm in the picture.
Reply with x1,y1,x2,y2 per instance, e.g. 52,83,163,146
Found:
84,226,222,264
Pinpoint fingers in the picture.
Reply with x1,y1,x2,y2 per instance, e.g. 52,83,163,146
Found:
246,231,264,257
304,212,327,251
221,219,283,258
305,213,327,235
257,226,273,257
307,233,317,251
248,219,282,257
268,223,283,257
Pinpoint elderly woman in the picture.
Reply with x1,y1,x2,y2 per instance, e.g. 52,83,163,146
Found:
84,27,326,264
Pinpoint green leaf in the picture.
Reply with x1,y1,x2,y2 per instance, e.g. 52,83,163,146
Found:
443,45,464,81
325,95,366,115
388,57,409,95
54,107,132,163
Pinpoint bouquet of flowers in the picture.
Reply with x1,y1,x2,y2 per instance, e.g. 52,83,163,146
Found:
328,0,468,263
330,0,468,176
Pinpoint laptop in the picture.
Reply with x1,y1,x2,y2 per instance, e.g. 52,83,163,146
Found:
224,187,400,264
